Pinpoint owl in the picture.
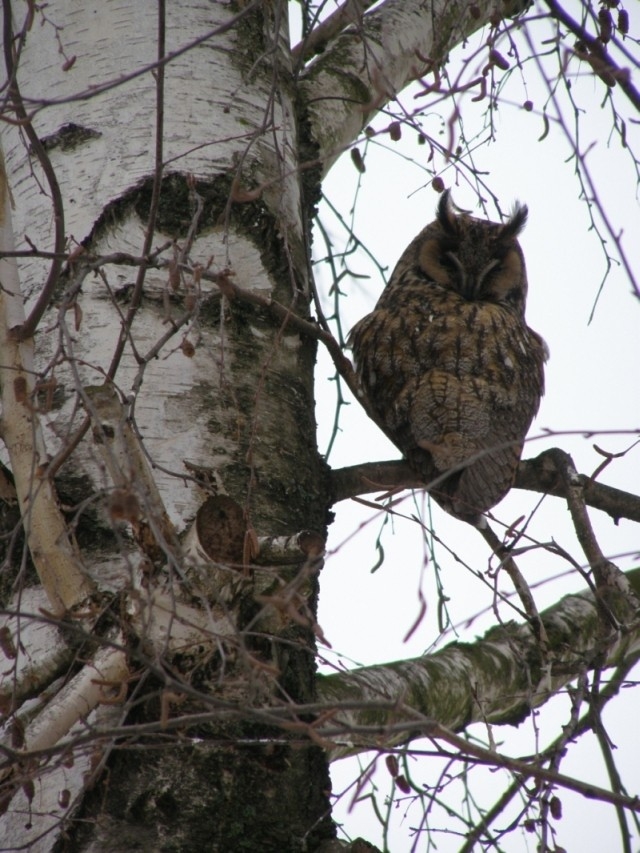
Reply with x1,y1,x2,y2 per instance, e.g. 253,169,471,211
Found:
349,191,547,523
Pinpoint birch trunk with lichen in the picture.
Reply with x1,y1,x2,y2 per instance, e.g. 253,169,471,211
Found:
3,0,630,850
1,3,332,849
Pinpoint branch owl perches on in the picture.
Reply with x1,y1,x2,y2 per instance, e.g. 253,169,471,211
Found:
349,190,548,524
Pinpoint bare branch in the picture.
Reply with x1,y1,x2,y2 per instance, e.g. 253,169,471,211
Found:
319,566,640,758
329,454,640,524
0,162,94,613
544,0,640,114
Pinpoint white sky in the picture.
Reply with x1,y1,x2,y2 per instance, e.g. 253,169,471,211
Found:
307,4,640,849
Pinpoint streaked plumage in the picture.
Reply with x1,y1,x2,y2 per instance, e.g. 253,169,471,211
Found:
349,191,547,523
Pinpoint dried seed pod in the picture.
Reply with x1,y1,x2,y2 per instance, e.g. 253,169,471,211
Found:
389,121,402,141
550,795,563,820
618,9,629,35
350,147,365,173
598,8,613,42
489,49,510,70
395,775,411,794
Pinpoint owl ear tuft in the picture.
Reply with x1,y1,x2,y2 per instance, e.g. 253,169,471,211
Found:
436,189,458,234
501,203,528,239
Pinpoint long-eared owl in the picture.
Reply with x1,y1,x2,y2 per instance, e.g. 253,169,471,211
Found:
349,191,547,523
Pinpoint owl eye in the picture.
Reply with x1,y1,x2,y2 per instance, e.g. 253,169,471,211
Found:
440,251,463,273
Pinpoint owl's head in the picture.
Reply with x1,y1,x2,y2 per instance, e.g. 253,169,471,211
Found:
417,190,529,313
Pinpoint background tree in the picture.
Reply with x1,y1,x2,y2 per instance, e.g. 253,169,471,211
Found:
0,1,638,851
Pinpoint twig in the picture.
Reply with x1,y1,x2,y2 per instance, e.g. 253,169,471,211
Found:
2,5,65,341
429,721,640,814
107,0,166,381
479,523,549,648
329,456,640,525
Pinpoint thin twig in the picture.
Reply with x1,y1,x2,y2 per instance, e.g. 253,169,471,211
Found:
479,522,549,647
2,5,65,341
107,0,166,381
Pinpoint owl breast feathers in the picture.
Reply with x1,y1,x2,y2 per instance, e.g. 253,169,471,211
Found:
349,191,547,523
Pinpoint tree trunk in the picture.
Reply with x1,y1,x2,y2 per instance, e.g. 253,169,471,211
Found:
2,1,637,849
1,2,333,849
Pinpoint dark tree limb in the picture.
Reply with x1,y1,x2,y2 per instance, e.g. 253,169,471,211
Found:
329,451,640,524
479,522,549,649
541,448,638,596
516,450,640,525
544,0,640,114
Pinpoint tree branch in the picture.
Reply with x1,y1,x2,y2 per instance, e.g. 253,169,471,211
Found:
318,567,640,758
329,453,640,524
0,163,94,614
544,0,640,114
292,0,378,65
298,0,527,173
516,451,640,525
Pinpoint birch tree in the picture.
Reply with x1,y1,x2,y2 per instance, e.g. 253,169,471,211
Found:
0,1,638,851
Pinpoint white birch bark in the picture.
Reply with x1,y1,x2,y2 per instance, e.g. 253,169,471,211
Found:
1,3,314,847
2,1,304,529
298,0,527,172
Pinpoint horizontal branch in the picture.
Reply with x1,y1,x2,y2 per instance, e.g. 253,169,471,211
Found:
516,450,640,524
329,452,640,524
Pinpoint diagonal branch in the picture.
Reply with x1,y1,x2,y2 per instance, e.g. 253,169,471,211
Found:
544,0,640,114
292,0,378,65
298,0,528,173
318,567,640,759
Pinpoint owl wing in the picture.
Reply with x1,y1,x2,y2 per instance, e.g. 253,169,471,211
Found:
351,288,546,522
405,370,520,519
407,303,545,519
